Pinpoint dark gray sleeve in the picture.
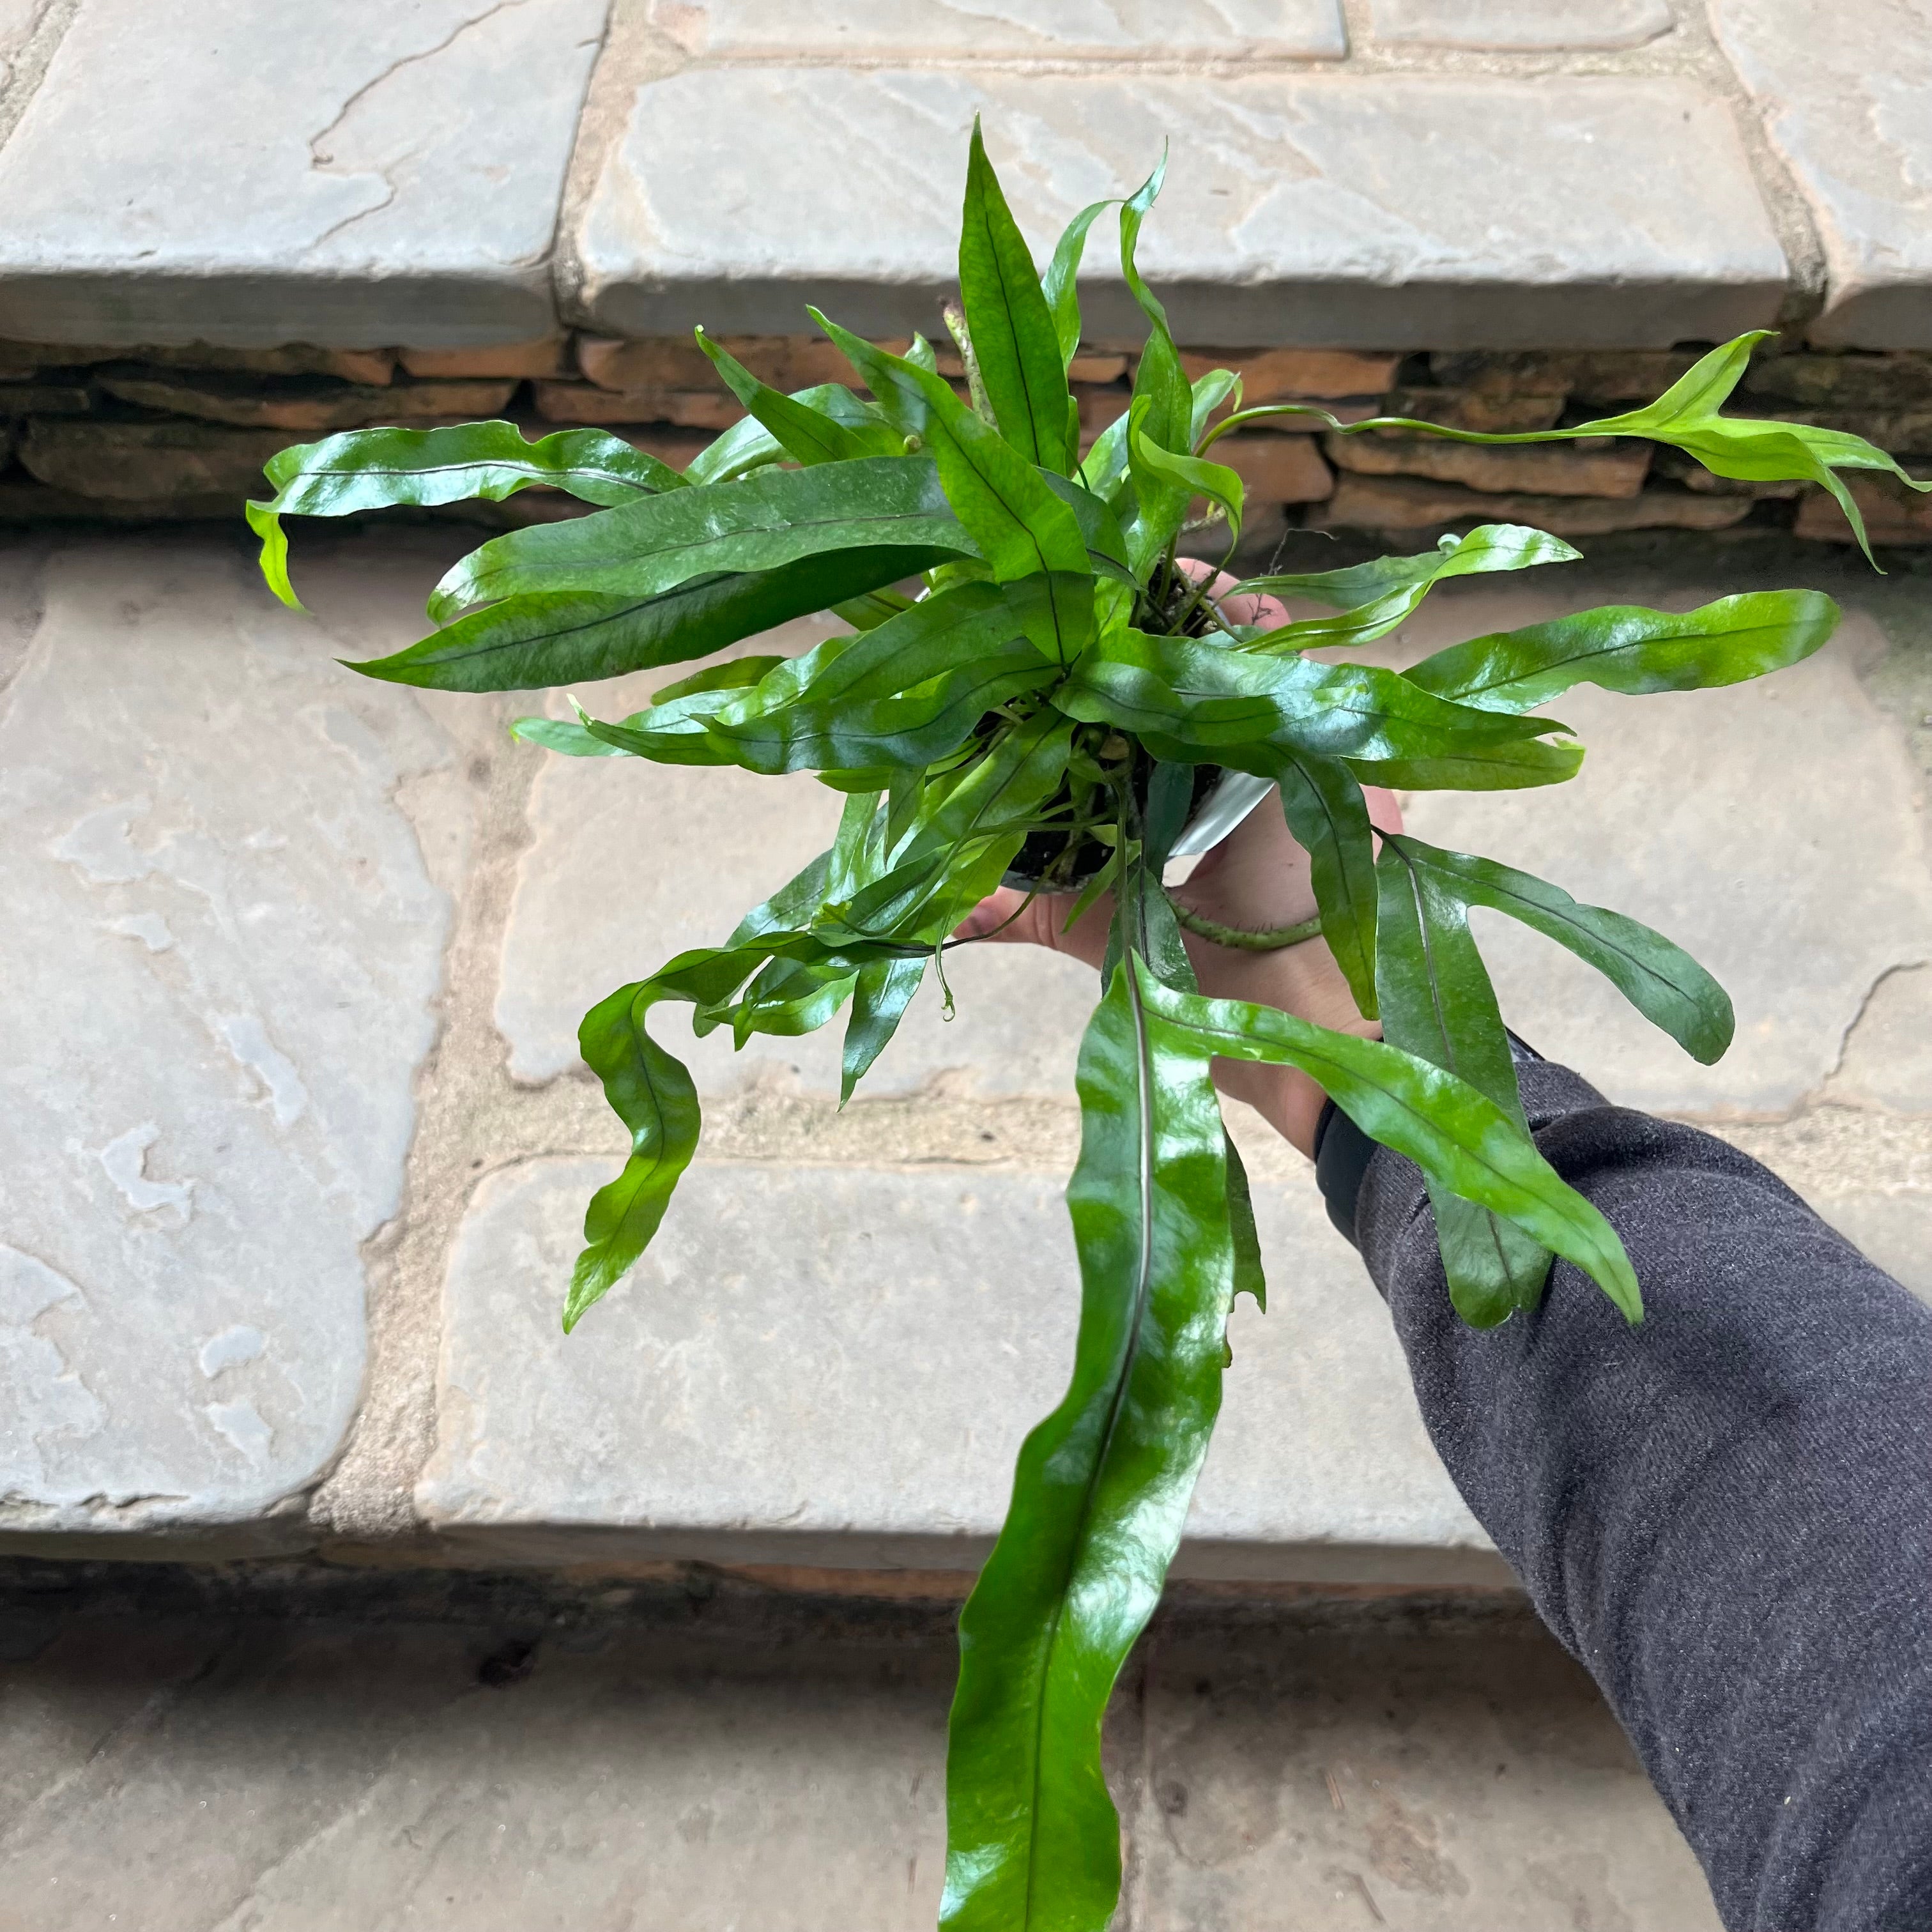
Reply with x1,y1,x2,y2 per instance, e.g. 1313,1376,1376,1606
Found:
1350,1061,1932,1932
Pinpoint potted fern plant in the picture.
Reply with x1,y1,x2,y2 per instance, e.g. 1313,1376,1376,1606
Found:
249,126,1924,1932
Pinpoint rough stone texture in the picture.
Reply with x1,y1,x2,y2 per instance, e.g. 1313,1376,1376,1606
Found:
531,379,741,429
1220,431,1336,504
1392,597,1932,1116
415,1157,1496,1583
1744,351,1932,411
1795,471,1932,544
0,1591,1722,1931
650,0,1348,57
19,421,296,503
0,540,469,1541
571,71,1790,347
1368,0,1674,48
1131,1622,1720,1930
1314,473,1753,534
0,0,611,348
1430,348,1699,404
1714,0,1932,349
1381,386,1569,433
1825,964,1932,1114
398,338,572,381
91,371,518,434
1326,433,1653,498
1181,347,1400,400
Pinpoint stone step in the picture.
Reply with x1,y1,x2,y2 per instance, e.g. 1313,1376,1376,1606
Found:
0,1565,1724,1930
2,530,1927,1581
0,2,1926,352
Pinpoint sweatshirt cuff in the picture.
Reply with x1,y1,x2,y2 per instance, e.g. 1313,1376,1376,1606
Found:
1315,1056,1608,1257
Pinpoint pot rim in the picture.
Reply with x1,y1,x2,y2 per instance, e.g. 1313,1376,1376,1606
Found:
1000,768,1275,894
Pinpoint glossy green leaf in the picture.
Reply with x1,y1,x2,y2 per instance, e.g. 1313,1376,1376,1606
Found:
650,656,787,705
1138,967,1640,1319
1390,834,1734,1064
1223,1134,1266,1311
1374,841,1549,1327
943,959,1236,1931
1234,525,1579,654
1128,401,1244,542
684,383,896,484
842,953,926,1102
1041,196,1117,369
427,456,976,618
814,312,1095,632
249,421,682,609
695,328,904,465
578,641,1054,776
1267,751,1378,1020
960,121,1077,474
1059,628,1582,786
360,545,951,692
1404,590,1841,714
568,946,772,1328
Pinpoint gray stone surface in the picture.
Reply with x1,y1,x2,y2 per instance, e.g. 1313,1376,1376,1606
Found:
652,0,1347,56
495,642,1103,1100
1368,0,1674,47
0,539,470,1540
415,1156,1495,1583
571,70,1790,347
1391,595,1932,1117
1713,0,1932,349
0,1593,1721,1931
0,0,610,348
1133,1625,1719,1931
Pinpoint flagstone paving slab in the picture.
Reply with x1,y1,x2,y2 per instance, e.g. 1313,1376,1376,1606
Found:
570,70,1790,347
415,1156,1501,1584
1366,0,1674,48
650,0,1349,58
1713,0,1932,349
0,539,475,1544
0,0,610,348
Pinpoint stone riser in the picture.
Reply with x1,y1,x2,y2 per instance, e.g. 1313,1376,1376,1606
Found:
2,334,1929,543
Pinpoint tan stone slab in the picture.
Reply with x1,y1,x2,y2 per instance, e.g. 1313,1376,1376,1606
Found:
572,72,1789,347
647,0,1348,57
1179,347,1402,399
92,371,518,434
1222,431,1336,505
19,420,293,502
1381,386,1569,433
0,537,476,1538
398,338,571,381
1368,0,1674,48
415,1156,1496,1583
0,0,610,347
1326,433,1653,498
1714,0,1932,349
1386,594,1932,1115
1314,473,1752,534
530,380,742,429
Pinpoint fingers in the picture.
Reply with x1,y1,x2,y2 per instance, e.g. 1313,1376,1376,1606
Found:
952,882,1114,970
1173,556,1291,634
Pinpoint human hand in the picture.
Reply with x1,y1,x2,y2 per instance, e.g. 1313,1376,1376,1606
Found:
954,567,1401,1157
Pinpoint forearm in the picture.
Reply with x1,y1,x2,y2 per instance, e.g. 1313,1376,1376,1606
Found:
1341,1062,1932,1931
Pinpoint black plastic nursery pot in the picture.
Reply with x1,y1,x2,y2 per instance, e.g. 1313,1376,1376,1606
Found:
1001,756,1274,893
